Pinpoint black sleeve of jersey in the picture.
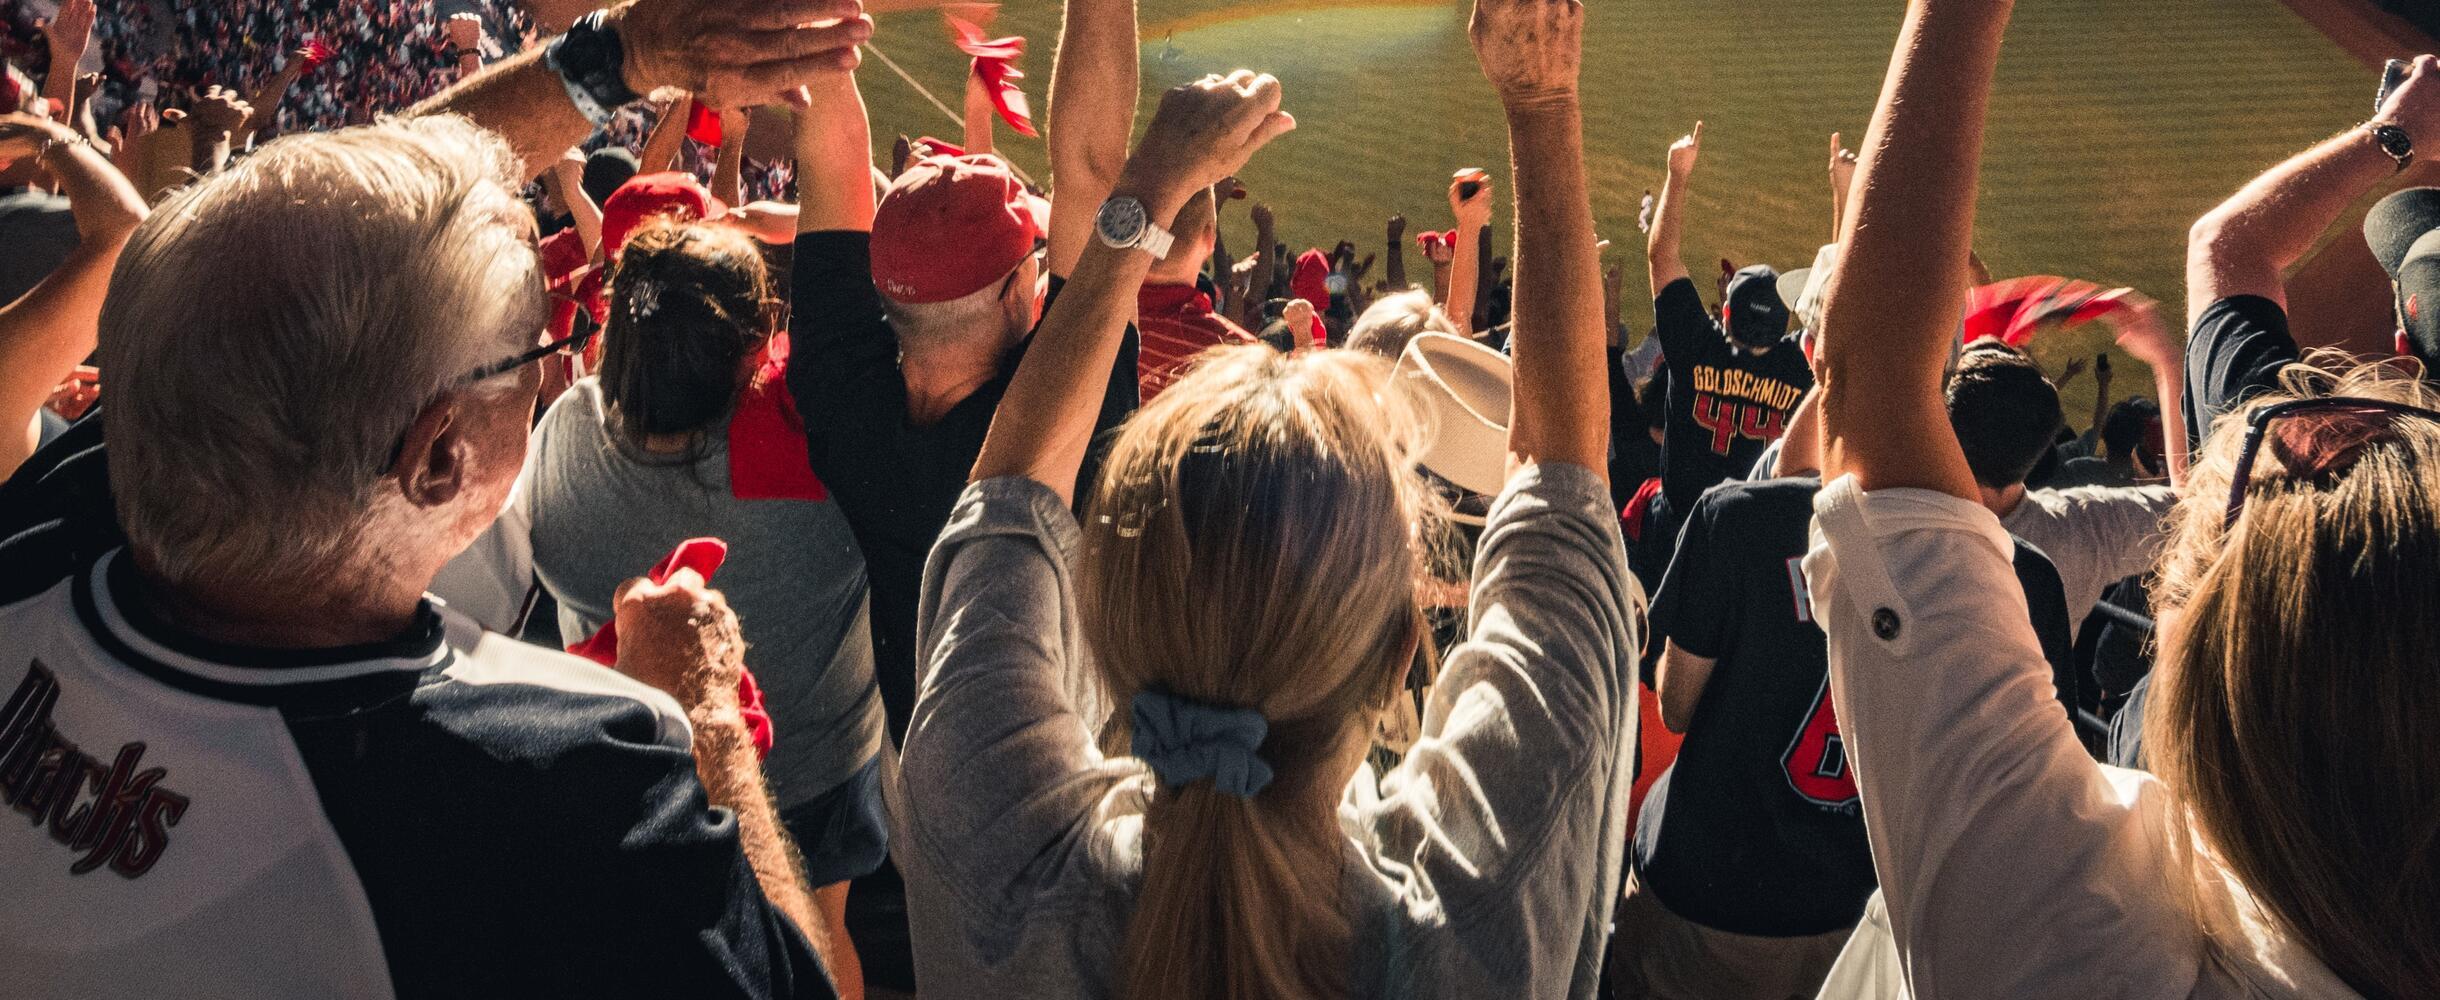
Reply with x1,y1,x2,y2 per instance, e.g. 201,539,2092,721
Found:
283,679,835,1000
2182,295,2295,451
1030,274,1140,506
2007,539,2080,723
1651,276,1713,362
1649,491,1734,670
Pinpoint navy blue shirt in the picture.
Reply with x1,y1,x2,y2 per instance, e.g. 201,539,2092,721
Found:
1635,477,2074,936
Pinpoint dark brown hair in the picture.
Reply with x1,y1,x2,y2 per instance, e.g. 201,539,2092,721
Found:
597,220,771,456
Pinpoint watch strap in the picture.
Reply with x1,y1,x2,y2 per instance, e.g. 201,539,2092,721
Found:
545,11,640,128
1137,222,1176,261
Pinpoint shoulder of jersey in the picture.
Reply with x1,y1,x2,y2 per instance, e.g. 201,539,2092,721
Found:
431,604,694,745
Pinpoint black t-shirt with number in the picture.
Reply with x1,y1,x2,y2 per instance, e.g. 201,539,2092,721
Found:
1652,278,1813,510
1635,476,2075,937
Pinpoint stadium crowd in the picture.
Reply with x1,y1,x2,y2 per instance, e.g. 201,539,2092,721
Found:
0,0,2434,997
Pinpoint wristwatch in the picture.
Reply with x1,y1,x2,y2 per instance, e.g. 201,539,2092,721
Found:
2372,121,2415,172
544,10,640,127
1094,196,1175,260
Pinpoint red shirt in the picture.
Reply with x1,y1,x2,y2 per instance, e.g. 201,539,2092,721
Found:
1135,283,1257,400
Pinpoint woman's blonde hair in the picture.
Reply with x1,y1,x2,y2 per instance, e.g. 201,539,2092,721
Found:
1082,344,1437,1000
2149,356,2440,995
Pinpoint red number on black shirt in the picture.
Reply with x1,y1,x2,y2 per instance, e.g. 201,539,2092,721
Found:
1782,678,1858,808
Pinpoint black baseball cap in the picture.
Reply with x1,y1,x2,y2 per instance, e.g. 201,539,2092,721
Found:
1724,264,1791,348
2364,187,2440,363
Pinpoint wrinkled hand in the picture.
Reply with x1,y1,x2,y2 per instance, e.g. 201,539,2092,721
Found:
1827,131,1856,194
1470,0,1582,109
612,568,746,718
1450,168,1493,229
612,0,872,111
446,12,485,50
1667,121,1703,179
2376,54,2440,148
45,0,93,57
190,86,251,135
1123,70,1297,199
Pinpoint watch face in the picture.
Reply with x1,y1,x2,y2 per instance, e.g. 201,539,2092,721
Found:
2380,125,2415,158
1097,197,1148,247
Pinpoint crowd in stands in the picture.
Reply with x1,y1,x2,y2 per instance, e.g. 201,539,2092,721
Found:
2,0,2436,996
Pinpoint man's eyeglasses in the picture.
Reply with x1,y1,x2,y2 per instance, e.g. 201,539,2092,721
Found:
386,323,595,468
456,323,596,386
2224,396,2440,529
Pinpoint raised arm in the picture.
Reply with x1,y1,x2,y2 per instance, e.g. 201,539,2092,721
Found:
1447,170,1492,336
636,95,690,172
2108,297,2190,485
40,0,92,128
962,71,998,157
1646,121,1700,294
411,0,870,182
544,146,606,255
1828,131,1857,238
710,107,748,207
0,114,146,479
1474,0,1602,475
2187,55,2440,332
185,86,250,177
792,64,875,234
238,50,313,145
974,73,1293,501
447,13,488,80
1043,0,1139,279
1813,0,2010,500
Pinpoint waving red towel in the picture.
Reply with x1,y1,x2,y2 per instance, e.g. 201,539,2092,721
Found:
567,538,775,759
945,11,1037,137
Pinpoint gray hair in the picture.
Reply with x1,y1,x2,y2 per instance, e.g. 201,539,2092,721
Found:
98,114,545,586
1345,288,1460,359
881,267,1024,353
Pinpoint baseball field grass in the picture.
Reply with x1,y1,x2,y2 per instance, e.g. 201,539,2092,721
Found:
856,0,2376,421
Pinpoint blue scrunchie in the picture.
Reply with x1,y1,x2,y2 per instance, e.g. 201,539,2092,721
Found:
1130,690,1275,798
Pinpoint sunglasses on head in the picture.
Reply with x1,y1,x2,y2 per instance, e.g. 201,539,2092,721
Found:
2224,396,2440,529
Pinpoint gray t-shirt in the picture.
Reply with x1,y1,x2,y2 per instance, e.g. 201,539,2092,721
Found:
893,463,1640,999
2000,485,2176,640
523,380,885,806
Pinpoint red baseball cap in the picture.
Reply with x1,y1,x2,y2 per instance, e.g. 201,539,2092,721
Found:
601,171,726,262
871,154,1047,304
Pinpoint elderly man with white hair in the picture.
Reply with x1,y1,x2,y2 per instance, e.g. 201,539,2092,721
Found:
0,0,874,996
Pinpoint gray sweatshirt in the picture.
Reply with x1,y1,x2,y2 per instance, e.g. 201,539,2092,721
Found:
893,462,1640,998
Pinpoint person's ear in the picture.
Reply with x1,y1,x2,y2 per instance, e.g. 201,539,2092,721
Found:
390,396,471,510
2397,328,2414,359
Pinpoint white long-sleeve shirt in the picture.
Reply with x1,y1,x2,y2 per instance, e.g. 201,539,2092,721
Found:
1801,476,2353,999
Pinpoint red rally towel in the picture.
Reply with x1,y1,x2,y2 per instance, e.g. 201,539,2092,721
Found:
1963,276,2133,348
567,538,775,759
945,11,1037,138
685,98,723,147
727,334,829,503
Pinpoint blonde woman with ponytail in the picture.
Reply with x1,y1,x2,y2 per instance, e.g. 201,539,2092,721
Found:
892,2,1639,997
1805,0,2432,996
